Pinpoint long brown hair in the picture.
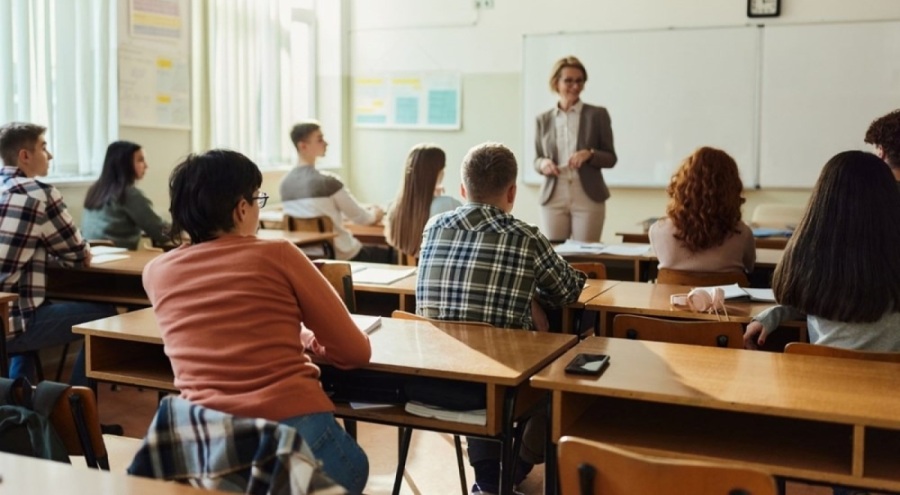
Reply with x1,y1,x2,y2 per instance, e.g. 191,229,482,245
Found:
666,147,745,252
773,151,900,322
385,144,446,257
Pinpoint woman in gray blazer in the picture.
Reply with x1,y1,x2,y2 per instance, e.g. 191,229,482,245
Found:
534,56,617,242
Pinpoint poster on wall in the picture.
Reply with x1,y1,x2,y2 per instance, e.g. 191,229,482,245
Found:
353,72,461,130
129,0,185,43
118,43,191,130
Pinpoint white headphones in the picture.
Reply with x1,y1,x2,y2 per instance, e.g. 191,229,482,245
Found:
670,287,729,319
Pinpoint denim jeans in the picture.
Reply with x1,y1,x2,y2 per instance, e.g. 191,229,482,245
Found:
6,301,117,385
280,411,369,494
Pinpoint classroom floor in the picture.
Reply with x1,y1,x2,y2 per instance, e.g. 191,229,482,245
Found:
45,356,832,494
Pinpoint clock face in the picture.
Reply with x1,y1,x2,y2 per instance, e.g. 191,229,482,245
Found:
748,0,780,17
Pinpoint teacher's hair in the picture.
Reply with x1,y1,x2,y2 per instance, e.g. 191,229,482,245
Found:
462,142,517,202
385,144,446,257
84,141,142,209
666,147,745,253
549,56,588,93
864,109,900,167
168,149,263,245
773,150,900,322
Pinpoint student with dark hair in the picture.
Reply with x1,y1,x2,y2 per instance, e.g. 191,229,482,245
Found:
280,120,385,261
0,121,116,384
416,142,586,495
82,140,170,249
384,143,461,259
143,149,371,493
744,151,900,351
649,147,755,273
864,109,900,186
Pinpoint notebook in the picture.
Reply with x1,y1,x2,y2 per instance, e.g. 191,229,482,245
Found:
90,246,128,255
351,314,382,334
404,401,486,426
352,267,416,285
553,240,651,256
91,254,130,265
700,284,776,302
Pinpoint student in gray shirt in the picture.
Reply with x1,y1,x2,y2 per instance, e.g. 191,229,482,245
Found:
82,141,170,249
744,151,900,351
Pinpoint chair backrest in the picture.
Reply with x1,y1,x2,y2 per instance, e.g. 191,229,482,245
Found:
558,436,777,495
784,342,900,363
570,262,607,280
750,203,805,229
657,268,749,287
397,252,418,266
51,386,110,469
284,214,334,233
390,310,493,328
313,260,356,312
612,314,744,349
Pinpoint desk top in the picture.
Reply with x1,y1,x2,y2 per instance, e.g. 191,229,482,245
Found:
74,310,576,387
0,451,223,494
1,292,18,303
531,336,900,429
617,231,789,250
584,280,783,323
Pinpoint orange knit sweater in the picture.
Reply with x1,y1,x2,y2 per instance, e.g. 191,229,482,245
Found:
143,234,371,421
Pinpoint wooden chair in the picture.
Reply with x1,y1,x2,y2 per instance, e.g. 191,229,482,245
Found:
784,342,900,363
750,203,805,229
612,314,745,349
570,262,607,280
284,214,336,259
312,260,356,312
397,252,418,266
558,436,777,495
657,268,749,287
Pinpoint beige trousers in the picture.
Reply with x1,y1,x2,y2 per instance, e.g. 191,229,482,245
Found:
540,167,606,242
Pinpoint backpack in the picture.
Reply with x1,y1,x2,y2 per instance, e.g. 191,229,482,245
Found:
0,377,71,462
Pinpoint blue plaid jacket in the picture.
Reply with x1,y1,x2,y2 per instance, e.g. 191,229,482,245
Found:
416,203,586,329
127,397,346,495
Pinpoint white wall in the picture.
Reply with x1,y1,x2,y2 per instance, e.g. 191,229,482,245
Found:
347,0,900,241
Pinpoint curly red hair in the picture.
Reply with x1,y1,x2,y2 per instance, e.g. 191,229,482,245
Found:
666,147,745,252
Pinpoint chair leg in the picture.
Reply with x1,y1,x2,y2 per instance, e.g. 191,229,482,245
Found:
454,435,467,495
344,419,357,440
54,342,70,382
32,351,44,382
392,427,413,495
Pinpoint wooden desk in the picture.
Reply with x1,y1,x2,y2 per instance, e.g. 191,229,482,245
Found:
583,281,804,340
0,451,224,494
617,231,790,250
345,222,387,246
561,279,620,334
73,310,577,495
531,337,900,493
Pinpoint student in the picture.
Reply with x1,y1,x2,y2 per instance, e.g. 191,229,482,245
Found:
384,143,461,259
143,149,371,493
416,142,586,495
280,121,385,262
649,147,755,273
744,151,900,351
81,141,170,249
0,122,116,384
864,108,900,186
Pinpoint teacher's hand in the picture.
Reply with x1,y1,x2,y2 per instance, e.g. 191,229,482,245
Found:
540,158,560,176
568,149,593,169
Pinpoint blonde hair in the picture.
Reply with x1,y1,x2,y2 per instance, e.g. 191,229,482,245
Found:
385,144,446,257
549,56,588,93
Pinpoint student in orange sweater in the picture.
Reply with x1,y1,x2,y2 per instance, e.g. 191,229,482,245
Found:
142,149,371,493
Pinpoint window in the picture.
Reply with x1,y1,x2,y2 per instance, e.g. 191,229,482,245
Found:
196,0,316,169
0,0,117,180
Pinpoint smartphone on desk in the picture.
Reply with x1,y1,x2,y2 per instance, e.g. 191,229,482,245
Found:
564,353,610,376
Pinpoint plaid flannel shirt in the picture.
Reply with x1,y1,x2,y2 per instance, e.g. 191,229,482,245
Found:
128,396,347,495
0,166,88,332
416,203,586,329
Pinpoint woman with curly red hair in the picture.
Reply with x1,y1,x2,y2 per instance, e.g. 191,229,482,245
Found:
649,147,755,274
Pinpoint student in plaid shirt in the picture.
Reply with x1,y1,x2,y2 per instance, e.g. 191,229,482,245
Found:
0,122,116,385
416,142,586,495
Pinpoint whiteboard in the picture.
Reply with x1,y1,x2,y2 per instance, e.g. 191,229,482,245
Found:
759,21,900,188
523,27,760,188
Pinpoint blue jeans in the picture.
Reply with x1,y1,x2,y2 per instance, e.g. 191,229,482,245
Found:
7,301,117,386
280,412,369,494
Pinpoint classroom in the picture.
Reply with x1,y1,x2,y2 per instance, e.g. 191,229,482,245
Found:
2,0,900,494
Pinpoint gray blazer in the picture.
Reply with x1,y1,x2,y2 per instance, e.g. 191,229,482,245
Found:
533,103,617,205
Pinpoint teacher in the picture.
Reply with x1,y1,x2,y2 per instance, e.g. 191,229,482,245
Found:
534,55,617,242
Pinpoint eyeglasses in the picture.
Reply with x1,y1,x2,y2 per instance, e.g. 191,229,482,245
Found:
561,77,585,85
251,193,269,208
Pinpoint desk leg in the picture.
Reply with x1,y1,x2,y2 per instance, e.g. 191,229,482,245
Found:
543,398,558,495
499,387,519,495
392,427,413,495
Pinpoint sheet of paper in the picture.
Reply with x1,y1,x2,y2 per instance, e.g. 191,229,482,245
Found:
352,267,416,285
90,246,128,255
600,244,651,256
553,240,606,255
91,254,130,265
744,288,776,302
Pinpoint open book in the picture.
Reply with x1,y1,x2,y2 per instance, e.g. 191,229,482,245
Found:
553,240,651,256
351,314,382,334
699,284,776,302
